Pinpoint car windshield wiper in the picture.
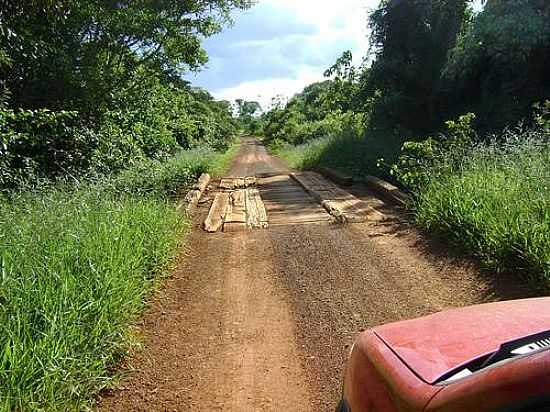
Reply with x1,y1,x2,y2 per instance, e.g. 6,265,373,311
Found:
437,329,550,385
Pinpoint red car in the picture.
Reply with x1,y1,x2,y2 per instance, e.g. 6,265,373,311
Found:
337,298,550,412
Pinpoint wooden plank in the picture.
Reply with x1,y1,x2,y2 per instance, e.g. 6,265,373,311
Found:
232,190,246,209
268,214,333,224
224,190,247,223
258,175,293,185
260,193,313,202
260,187,306,196
263,203,324,213
225,210,247,223
234,178,246,189
291,171,386,223
262,198,317,207
203,193,229,233
364,176,408,205
268,210,330,220
223,222,247,233
219,178,234,190
292,172,332,191
259,181,301,189
246,189,268,229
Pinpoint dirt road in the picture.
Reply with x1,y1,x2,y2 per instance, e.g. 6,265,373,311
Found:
100,139,532,411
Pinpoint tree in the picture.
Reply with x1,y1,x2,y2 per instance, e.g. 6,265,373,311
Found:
0,0,253,114
235,99,262,134
364,0,471,135
443,0,550,129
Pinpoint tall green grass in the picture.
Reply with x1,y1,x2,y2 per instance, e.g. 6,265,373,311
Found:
415,137,550,282
106,147,230,197
0,145,234,410
273,131,402,182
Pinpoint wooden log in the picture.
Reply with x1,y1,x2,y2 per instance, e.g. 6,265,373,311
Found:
291,172,386,223
203,193,229,233
268,213,333,225
232,190,246,209
219,178,234,190
224,190,247,224
319,167,353,186
364,176,408,205
194,173,211,193
234,178,246,189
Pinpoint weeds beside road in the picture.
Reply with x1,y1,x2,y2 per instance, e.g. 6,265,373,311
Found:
415,138,550,283
0,146,234,411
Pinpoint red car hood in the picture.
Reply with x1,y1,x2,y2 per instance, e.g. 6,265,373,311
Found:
373,298,550,384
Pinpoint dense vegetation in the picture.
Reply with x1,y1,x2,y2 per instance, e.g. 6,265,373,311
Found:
263,0,549,146
415,136,550,282
0,0,251,190
0,1,249,410
264,0,550,283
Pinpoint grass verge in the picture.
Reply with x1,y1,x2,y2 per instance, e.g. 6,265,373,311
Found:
414,138,550,283
0,146,234,411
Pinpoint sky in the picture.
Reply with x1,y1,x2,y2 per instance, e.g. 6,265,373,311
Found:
189,0,483,110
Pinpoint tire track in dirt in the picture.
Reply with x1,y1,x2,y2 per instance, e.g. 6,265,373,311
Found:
100,227,313,411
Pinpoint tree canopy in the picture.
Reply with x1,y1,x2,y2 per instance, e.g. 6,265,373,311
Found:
0,0,252,189
0,0,252,113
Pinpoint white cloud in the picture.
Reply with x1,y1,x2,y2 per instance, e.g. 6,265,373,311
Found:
213,66,324,110
203,0,378,105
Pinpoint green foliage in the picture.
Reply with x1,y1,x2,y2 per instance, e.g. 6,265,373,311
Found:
533,101,550,134
414,133,550,282
0,0,244,190
0,84,237,190
390,113,477,188
107,146,236,198
0,189,186,411
0,109,100,189
275,128,403,182
365,0,470,134
443,0,550,130
236,99,263,134
0,0,253,113
262,51,365,146
0,143,236,410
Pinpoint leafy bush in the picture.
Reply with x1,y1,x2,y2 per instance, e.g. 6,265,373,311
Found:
443,0,550,130
274,127,403,183
107,146,235,198
0,89,238,191
0,109,100,189
389,113,477,189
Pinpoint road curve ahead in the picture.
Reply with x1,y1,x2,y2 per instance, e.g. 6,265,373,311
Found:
100,138,531,411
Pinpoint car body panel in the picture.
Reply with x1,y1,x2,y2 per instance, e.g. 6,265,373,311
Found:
343,330,442,412
374,298,550,384
340,298,550,412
